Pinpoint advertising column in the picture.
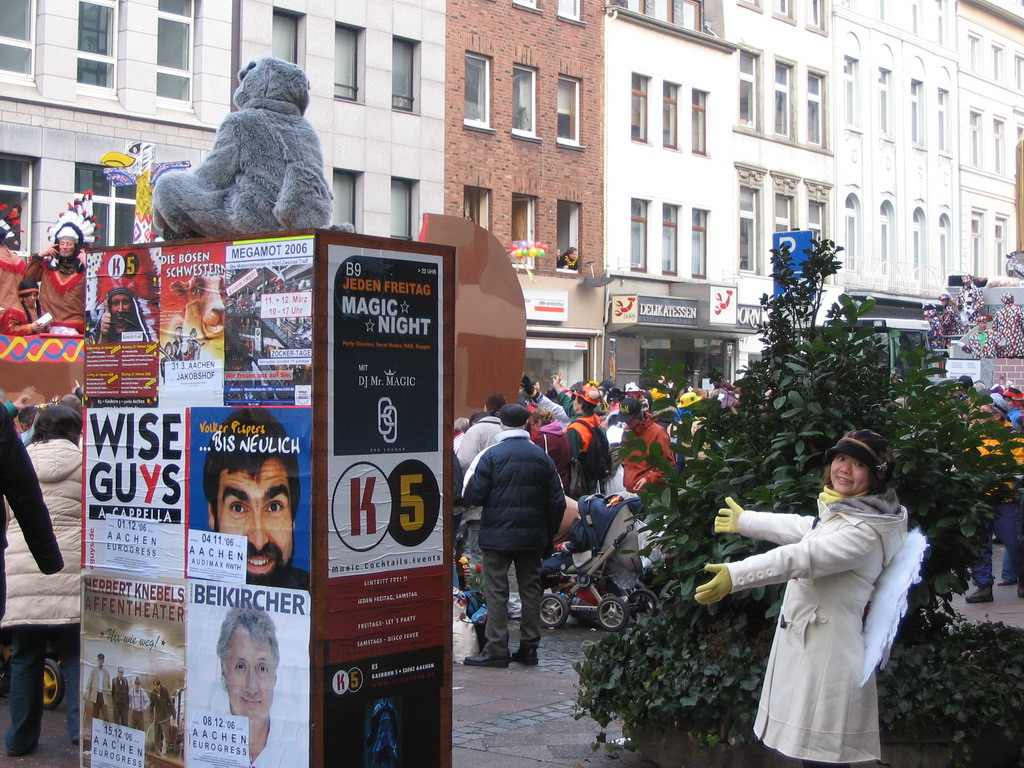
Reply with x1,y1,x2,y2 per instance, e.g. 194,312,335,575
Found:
324,244,448,767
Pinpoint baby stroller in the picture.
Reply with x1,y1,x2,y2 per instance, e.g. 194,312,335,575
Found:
540,494,660,631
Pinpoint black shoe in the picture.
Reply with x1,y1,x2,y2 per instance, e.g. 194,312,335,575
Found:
510,647,538,666
6,742,37,757
464,653,509,668
965,585,993,603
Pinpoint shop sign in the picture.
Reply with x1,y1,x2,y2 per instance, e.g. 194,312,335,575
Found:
610,295,639,324
637,296,698,326
737,304,764,329
709,286,737,325
523,289,568,321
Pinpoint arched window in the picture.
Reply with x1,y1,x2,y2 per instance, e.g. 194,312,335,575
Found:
879,201,895,265
844,194,860,271
912,208,926,268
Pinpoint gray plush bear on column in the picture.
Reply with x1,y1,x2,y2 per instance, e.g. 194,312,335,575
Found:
154,57,333,240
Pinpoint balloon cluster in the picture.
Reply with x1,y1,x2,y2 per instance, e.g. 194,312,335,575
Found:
509,240,549,260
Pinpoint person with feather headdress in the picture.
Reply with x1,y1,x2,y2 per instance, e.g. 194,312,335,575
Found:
24,192,96,335
0,203,25,315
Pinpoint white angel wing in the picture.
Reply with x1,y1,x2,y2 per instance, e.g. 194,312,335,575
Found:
860,527,929,686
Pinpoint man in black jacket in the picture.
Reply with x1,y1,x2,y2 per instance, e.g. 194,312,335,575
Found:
462,404,565,667
0,401,63,622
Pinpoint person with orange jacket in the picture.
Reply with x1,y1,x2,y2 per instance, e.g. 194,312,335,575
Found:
618,397,673,493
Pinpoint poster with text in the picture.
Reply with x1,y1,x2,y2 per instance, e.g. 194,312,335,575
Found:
326,244,447,662
323,646,443,768
186,582,310,768
85,408,186,577
223,236,314,405
158,243,227,408
187,406,312,590
83,245,161,407
80,571,187,767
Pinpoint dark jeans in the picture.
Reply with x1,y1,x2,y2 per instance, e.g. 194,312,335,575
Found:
5,624,80,752
481,548,543,658
971,501,1022,587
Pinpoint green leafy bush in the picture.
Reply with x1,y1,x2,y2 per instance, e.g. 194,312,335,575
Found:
577,240,1024,763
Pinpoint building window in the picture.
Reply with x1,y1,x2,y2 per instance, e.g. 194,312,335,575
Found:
935,0,945,44
994,119,1005,174
691,208,708,279
661,204,679,274
912,208,926,268
878,68,892,135
663,82,678,148
807,73,823,146
808,200,825,242
692,89,708,154
272,10,299,63
1016,55,1024,91
845,194,860,272
996,216,1008,262
878,0,887,20
808,0,825,30
513,0,537,7
558,0,581,19
993,45,1004,81
879,201,895,265
938,214,950,275
971,212,985,275
464,186,490,228
0,0,32,75
332,170,359,229
774,0,792,19
512,194,536,268
513,66,536,135
970,111,983,167
465,54,489,126
774,192,793,233
156,0,192,101
557,77,580,143
739,186,759,272
937,88,949,151
556,200,580,266
671,0,702,29
75,164,135,248
910,80,925,146
335,25,360,101
774,62,792,138
0,157,31,251
969,35,981,71
78,0,115,87
630,199,648,270
910,0,921,34
631,73,649,142
843,56,859,128
392,38,416,112
739,52,758,129
390,178,415,239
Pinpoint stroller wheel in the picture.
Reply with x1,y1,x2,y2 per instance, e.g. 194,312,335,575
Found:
539,594,571,629
596,596,630,632
627,588,661,618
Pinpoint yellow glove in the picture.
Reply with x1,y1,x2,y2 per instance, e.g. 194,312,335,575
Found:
714,496,744,534
694,563,732,605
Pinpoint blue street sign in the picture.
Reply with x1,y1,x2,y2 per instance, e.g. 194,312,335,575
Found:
772,230,815,296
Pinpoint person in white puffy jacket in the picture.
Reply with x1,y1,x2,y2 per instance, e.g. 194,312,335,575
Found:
3,405,83,756
696,430,909,768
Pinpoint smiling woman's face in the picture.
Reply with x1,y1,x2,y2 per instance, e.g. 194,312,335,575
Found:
221,627,277,723
829,453,871,496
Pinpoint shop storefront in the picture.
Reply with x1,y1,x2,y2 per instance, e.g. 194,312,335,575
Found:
519,280,605,386
607,286,761,389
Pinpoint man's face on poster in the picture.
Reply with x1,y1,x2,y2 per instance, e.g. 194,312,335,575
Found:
209,458,295,583
109,294,133,328
221,627,277,723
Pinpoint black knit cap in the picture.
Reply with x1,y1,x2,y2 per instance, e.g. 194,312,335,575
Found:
825,429,895,481
499,403,530,428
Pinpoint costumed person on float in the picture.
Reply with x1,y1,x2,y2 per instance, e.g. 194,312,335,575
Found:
24,192,96,335
921,304,943,351
993,293,1024,358
0,279,49,336
936,293,964,341
695,430,927,768
959,315,999,359
0,203,25,315
956,274,986,326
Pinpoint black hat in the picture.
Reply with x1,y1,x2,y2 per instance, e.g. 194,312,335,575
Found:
957,375,974,388
825,429,895,482
499,403,530,428
619,397,644,421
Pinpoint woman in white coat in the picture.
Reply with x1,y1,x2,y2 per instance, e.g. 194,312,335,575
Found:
3,405,83,756
695,430,909,767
